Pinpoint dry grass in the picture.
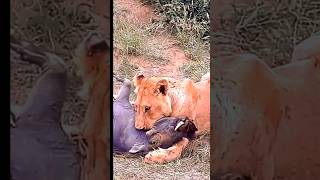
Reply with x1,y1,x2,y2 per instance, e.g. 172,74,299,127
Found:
176,31,210,81
180,57,210,81
137,0,210,81
113,0,210,82
116,55,140,79
113,135,210,180
10,0,109,127
114,4,169,65
213,0,320,67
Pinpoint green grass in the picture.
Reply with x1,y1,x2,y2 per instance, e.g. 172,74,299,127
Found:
113,135,210,180
180,57,210,81
176,31,209,62
114,10,170,64
116,55,139,79
114,18,145,56
141,0,210,41
114,0,210,80
143,41,169,65
135,0,210,81
140,0,210,63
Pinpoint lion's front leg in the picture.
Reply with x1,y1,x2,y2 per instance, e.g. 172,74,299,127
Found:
144,137,189,164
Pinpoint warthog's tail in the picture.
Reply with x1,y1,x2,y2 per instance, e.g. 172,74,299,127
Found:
113,72,125,83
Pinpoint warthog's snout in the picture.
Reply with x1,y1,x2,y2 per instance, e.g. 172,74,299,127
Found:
146,116,198,149
148,134,162,149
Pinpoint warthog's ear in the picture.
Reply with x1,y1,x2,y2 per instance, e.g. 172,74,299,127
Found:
155,79,169,95
175,119,198,133
129,143,147,154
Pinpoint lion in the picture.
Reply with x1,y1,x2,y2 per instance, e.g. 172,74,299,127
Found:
75,33,110,180
212,33,320,179
132,72,210,163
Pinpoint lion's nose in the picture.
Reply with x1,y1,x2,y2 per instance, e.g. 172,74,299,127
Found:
135,118,146,130
135,124,144,130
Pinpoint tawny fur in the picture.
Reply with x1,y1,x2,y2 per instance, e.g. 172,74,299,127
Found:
133,73,210,134
75,35,110,180
133,72,210,163
144,137,190,164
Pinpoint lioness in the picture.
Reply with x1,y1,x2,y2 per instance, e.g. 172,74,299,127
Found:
213,33,320,179
75,33,110,180
113,79,198,154
133,72,210,163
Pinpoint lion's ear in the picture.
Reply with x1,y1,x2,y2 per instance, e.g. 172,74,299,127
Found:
156,79,169,95
133,72,145,89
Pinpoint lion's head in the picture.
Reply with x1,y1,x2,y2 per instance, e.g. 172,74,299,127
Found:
75,32,110,99
133,73,173,130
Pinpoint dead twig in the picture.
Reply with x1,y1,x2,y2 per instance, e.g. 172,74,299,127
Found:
10,37,47,67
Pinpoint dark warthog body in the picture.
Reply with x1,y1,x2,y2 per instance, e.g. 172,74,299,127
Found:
113,80,149,153
113,80,198,154
10,44,80,180
146,116,197,149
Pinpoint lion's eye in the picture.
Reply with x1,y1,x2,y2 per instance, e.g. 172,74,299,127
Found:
144,106,151,112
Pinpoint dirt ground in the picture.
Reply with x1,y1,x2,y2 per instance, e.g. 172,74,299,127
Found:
113,0,210,179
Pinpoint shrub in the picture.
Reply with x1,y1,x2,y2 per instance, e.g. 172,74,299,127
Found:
141,0,210,41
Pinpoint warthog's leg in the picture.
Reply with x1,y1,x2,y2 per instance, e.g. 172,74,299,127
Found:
11,40,67,125
10,40,80,180
144,137,190,164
